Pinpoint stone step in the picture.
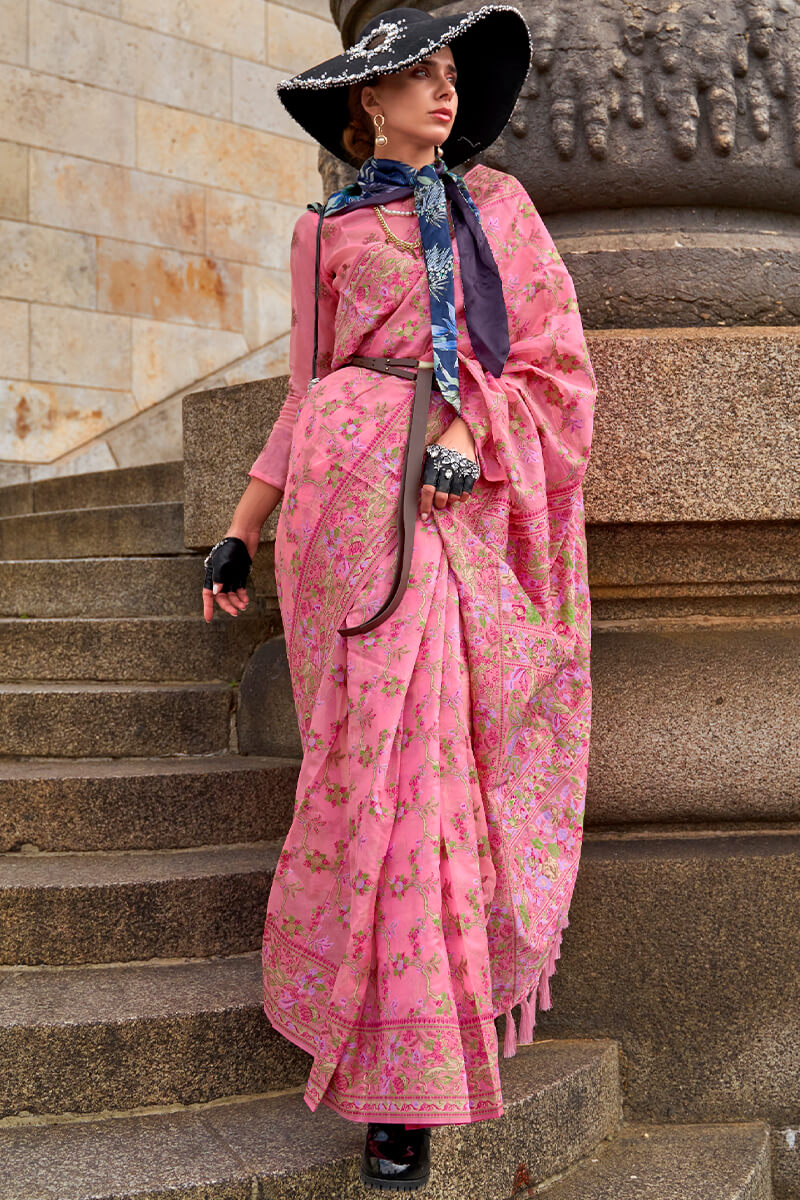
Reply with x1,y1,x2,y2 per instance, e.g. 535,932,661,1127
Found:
0,946,618,1122
0,681,233,757
0,755,299,852
0,614,280,682
0,502,187,559
0,555,203,618
0,841,280,965
0,1077,771,1199
0,952,294,1116
528,1121,771,1200
0,553,275,618
0,460,184,517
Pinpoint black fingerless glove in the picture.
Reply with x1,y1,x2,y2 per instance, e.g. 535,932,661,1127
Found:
203,536,253,593
422,444,481,496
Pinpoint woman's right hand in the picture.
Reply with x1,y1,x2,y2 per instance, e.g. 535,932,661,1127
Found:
202,478,283,623
202,528,260,622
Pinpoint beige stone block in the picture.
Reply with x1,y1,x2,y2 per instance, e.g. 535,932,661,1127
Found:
241,264,290,350
0,219,95,306
0,379,137,462
0,0,27,65
0,299,28,378
106,393,184,467
97,237,243,330
29,0,231,120
59,0,121,15
29,439,118,480
0,460,31,486
220,335,289,386
30,149,204,252
30,305,131,389
184,336,290,394
279,0,334,20
206,189,298,269
232,59,314,141
0,63,135,165
120,0,266,63
305,160,324,205
266,3,342,74
0,141,27,219
136,100,315,206
131,317,248,410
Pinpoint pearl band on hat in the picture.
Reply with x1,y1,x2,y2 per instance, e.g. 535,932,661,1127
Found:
346,17,406,62
277,5,531,92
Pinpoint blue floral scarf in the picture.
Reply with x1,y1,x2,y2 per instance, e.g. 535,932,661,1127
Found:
321,154,509,414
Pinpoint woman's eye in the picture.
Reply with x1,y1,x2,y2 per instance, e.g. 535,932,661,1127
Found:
413,68,456,83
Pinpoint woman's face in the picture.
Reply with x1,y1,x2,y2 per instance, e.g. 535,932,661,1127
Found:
360,46,458,157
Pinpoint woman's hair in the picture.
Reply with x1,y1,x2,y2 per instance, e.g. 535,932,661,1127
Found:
342,81,377,165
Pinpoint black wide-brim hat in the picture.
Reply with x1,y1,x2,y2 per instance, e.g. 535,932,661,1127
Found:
276,4,532,168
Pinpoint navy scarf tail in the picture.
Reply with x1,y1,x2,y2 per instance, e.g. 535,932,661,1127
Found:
444,176,509,380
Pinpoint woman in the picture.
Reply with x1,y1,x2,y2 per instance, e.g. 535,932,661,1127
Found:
202,4,597,1190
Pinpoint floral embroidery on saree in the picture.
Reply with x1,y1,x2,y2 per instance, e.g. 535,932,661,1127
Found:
262,164,596,1124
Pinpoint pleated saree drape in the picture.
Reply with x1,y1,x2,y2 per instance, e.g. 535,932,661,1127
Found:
248,163,597,1125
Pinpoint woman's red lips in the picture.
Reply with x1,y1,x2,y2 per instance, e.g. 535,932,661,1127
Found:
431,109,452,119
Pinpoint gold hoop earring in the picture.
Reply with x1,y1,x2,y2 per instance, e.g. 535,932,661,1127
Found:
373,113,388,147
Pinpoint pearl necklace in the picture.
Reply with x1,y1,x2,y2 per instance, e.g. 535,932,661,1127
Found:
375,204,422,253
375,204,454,256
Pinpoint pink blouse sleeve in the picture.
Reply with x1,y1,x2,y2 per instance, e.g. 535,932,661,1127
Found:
248,208,338,490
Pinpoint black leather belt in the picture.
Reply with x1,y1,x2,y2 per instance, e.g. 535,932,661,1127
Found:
338,354,435,637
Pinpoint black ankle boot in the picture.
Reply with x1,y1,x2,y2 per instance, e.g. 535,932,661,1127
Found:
360,1121,432,1190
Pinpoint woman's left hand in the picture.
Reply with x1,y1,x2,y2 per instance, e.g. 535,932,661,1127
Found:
419,416,477,519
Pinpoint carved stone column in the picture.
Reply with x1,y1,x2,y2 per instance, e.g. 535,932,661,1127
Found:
329,0,800,327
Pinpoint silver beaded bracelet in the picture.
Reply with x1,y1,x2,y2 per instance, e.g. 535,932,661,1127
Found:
425,443,480,482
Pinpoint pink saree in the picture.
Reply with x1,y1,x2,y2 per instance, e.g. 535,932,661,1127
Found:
248,163,597,1126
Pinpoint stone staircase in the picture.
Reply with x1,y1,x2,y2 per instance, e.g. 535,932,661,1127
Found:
0,460,777,1198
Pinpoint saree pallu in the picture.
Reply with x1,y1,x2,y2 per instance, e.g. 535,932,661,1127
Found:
259,167,597,1125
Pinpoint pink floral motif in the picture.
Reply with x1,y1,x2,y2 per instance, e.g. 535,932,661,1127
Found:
254,164,597,1126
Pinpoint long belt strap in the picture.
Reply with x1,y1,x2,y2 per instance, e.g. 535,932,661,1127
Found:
338,355,434,637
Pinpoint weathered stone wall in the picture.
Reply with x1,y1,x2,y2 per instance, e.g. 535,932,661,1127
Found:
0,0,341,486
